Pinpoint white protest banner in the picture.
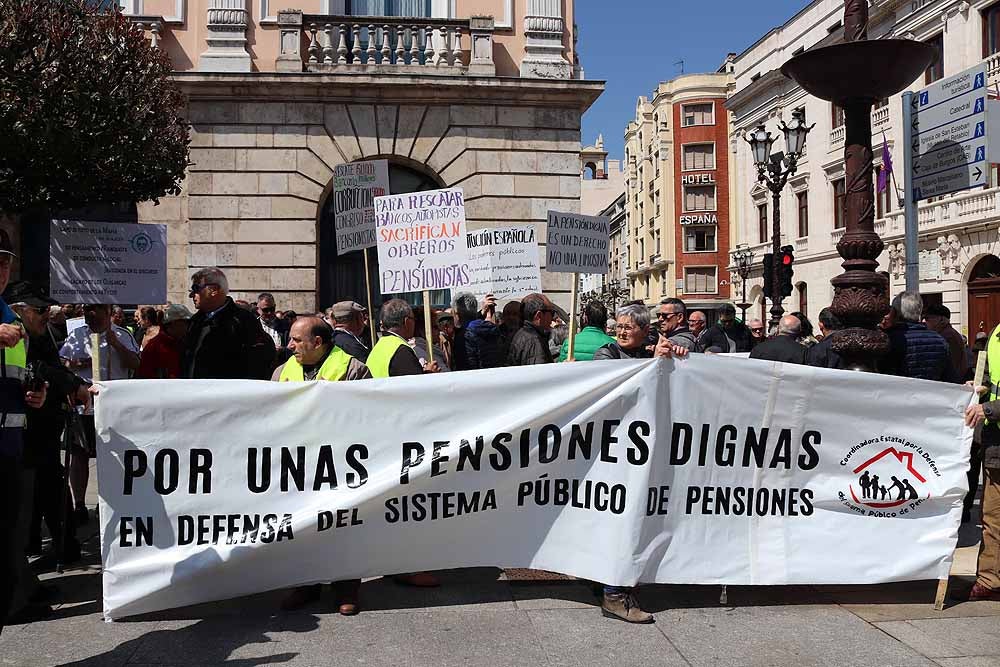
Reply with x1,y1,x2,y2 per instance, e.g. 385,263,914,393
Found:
333,160,389,255
465,225,541,300
97,356,971,620
50,220,167,304
546,211,610,274
375,188,470,294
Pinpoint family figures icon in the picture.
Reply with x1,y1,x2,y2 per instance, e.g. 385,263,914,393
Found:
859,470,917,501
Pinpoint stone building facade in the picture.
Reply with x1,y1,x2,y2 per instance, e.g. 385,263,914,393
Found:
622,70,734,315
107,0,602,311
728,0,1000,337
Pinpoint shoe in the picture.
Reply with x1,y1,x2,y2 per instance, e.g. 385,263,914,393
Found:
336,579,361,616
6,602,52,624
73,507,90,526
280,584,321,611
393,572,440,587
967,583,1000,602
601,591,655,624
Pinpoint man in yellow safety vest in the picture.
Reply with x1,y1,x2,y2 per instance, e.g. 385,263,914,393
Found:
965,324,1000,601
272,316,370,614
367,299,439,378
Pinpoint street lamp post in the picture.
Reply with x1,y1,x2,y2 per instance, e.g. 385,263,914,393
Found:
731,243,755,322
745,111,812,331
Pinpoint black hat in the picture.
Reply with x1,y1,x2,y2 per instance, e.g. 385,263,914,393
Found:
3,281,57,309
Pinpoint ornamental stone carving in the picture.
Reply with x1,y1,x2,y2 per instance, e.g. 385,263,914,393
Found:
936,234,961,274
887,243,905,278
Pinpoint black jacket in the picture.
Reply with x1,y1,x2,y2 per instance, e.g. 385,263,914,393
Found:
464,319,502,369
807,336,846,370
883,322,952,382
699,321,753,353
332,328,369,363
593,343,653,360
25,330,86,467
182,298,275,380
506,323,552,366
749,334,808,365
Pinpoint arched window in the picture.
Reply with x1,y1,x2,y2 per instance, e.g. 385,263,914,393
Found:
797,282,808,319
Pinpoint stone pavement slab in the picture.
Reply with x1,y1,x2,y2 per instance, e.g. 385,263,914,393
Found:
875,617,1000,660
656,604,941,667
526,607,688,667
936,658,1000,667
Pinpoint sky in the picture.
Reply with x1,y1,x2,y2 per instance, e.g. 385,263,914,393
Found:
576,1,811,159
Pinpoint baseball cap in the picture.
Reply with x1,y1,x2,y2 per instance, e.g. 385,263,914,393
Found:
3,281,56,308
161,304,193,324
331,300,366,319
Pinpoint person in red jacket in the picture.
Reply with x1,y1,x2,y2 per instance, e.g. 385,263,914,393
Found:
136,305,192,379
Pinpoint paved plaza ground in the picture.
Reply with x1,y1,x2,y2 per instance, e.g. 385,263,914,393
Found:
1,462,998,667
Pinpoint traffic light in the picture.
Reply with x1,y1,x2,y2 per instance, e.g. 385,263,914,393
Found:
762,253,773,297
778,245,794,297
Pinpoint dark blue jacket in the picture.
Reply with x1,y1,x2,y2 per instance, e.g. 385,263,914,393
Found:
464,319,502,369
883,322,951,382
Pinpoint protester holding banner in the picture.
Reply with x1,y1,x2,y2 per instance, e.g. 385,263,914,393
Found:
181,268,275,381
557,301,614,362
60,303,140,525
687,311,707,340
411,307,450,372
656,298,701,353
506,294,556,366
368,299,439,378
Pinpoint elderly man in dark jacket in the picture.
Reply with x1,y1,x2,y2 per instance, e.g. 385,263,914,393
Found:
882,291,951,382
698,303,752,353
750,315,808,365
506,293,555,366
182,268,275,380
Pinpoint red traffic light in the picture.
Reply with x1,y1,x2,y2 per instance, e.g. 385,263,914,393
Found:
782,254,792,265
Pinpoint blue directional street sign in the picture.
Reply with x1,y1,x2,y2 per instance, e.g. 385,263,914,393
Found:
911,64,990,201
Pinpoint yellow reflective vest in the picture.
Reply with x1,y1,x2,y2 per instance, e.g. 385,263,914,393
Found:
278,346,354,382
367,334,408,379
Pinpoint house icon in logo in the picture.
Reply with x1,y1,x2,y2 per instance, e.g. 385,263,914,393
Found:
849,447,929,509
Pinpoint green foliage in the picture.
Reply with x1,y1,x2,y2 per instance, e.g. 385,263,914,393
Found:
0,0,189,212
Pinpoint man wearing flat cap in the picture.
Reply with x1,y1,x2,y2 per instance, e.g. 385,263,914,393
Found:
327,300,370,363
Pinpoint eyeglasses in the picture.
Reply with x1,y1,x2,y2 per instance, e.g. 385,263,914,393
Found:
657,312,680,320
616,324,638,332
751,327,765,333
189,282,218,296
31,306,48,316
259,306,275,313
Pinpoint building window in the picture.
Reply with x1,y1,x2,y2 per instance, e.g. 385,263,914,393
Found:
661,272,668,296
682,103,714,127
985,2,1000,57
684,267,718,294
684,225,717,252
925,33,944,84
347,0,432,15
682,143,716,171
833,178,847,229
797,191,809,238
654,229,661,255
758,203,769,243
797,283,808,319
831,103,845,129
654,190,660,215
684,185,716,211
875,166,893,218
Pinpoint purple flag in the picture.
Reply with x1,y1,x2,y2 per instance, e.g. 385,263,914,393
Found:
878,132,893,193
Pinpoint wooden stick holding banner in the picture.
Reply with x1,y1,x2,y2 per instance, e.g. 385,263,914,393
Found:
363,247,376,343
934,349,988,611
90,333,103,382
422,290,434,369
567,273,579,361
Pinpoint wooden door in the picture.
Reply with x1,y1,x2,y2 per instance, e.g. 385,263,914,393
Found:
969,288,1000,338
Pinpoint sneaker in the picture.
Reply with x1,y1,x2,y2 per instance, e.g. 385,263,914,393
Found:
601,591,654,624
280,584,321,611
967,583,1000,602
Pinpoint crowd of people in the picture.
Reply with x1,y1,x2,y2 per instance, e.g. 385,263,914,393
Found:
1,260,997,634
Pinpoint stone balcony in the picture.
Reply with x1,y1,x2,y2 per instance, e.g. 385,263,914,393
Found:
127,15,165,48
275,11,495,76
875,186,1000,240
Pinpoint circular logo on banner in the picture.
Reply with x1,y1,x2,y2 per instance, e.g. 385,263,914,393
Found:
130,231,154,255
837,435,939,518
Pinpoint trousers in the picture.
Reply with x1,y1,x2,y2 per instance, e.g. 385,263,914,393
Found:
978,464,1000,590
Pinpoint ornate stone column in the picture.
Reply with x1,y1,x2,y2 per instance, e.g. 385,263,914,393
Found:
520,0,572,79
199,0,251,72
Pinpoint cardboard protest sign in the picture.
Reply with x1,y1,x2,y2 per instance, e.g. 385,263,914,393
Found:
546,211,610,274
375,188,470,294
466,225,541,300
333,160,389,255
50,220,167,304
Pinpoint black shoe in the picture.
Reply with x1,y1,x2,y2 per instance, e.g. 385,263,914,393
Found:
73,507,90,526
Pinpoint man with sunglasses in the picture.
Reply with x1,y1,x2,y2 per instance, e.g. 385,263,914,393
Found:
181,267,275,380
256,292,286,350
656,298,701,353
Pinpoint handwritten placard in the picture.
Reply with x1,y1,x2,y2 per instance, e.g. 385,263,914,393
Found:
545,211,610,274
375,188,470,294
334,160,389,255
466,225,541,300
